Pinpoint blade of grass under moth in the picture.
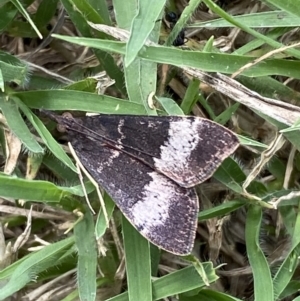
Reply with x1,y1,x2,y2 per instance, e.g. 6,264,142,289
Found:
75,211,97,301
122,217,152,301
107,263,218,301
152,263,217,299
95,193,115,239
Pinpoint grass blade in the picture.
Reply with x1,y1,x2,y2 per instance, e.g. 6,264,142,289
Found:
122,217,152,301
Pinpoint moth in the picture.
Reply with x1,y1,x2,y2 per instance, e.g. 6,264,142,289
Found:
43,111,239,255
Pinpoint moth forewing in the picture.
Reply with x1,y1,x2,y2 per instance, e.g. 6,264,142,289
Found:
62,114,239,188
151,117,240,188
68,129,199,255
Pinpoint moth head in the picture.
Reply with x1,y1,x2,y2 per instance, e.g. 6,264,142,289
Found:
56,112,85,134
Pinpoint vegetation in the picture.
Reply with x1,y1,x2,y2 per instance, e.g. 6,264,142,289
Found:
0,0,300,300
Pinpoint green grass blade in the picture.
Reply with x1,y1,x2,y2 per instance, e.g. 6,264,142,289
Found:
198,200,245,220
50,34,300,79
181,289,243,300
114,0,159,114
165,0,201,46
122,217,152,301
156,97,184,115
60,0,126,95
125,0,165,67
191,11,300,28
202,0,300,59
0,2,18,32
0,173,71,201
214,103,240,125
16,90,146,114
0,59,29,86
153,263,217,299
107,263,218,301
181,78,200,115
95,193,115,239
273,204,300,299
0,236,74,300
265,0,300,18
0,95,43,153
246,205,273,301
34,0,59,28
10,0,42,39
75,211,97,301
213,158,244,194
29,112,76,172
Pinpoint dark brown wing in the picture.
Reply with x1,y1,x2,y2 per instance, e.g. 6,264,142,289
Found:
59,114,239,188
69,130,198,255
